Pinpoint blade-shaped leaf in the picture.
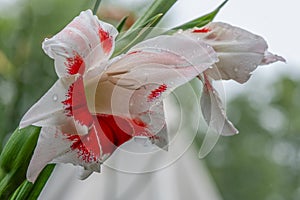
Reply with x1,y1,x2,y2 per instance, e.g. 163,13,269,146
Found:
128,0,177,31
172,0,228,30
9,164,55,200
113,13,163,56
113,0,177,56
93,0,102,14
0,126,40,199
116,16,129,32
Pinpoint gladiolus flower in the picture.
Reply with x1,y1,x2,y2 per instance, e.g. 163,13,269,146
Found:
181,22,285,136
20,10,284,182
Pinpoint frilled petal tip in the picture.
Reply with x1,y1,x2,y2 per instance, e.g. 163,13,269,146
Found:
42,9,118,77
261,51,286,65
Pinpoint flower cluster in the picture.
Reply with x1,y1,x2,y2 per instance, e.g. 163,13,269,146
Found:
20,10,284,182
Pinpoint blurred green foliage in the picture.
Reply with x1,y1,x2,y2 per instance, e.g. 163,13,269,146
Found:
0,0,92,149
205,77,300,200
0,0,299,199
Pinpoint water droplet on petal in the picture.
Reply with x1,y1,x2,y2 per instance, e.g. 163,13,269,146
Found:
143,139,153,147
134,136,148,145
177,29,183,33
53,94,58,102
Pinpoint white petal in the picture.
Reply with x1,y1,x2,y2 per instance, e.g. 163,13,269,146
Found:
20,76,76,128
42,9,118,77
205,52,264,83
183,22,285,83
200,76,238,136
261,51,286,65
129,34,218,70
27,125,107,182
27,127,70,182
76,167,94,180
105,33,218,95
20,75,95,136
129,84,169,149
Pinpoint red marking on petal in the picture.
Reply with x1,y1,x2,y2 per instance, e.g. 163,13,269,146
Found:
66,113,162,163
147,84,167,101
67,132,98,163
97,115,133,151
66,122,104,163
193,28,211,33
66,114,134,162
98,28,112,54
132,118,147,128
131,116,159,139
65,53,85,75
128,50,141,55
62,77,93,127
203,73,213,93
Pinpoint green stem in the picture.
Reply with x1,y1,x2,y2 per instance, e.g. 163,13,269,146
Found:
0,126,41,199
93,0,102,15
9,164,55,200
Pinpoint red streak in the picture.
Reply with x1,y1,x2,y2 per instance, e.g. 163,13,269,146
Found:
98,28,112,54
203,73,213,93
66,114,162,163
97,114,133,152
62,77,93,127
132,118,147,127
148,84,167,101
192,28,211,33
65,53,85,75
128,50,141,55
67,132,98,163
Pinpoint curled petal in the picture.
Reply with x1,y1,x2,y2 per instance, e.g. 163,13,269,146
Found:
42,9,118,77
200,75,238,136
183,22,285,83
261,51,286,65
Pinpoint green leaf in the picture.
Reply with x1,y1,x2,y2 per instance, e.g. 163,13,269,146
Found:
93,0,102,15
27,164,55,199
128,0,177,31
113,13,163,56
0,126,41,199
116,16,129,33
9,164,55,200
113,0,177,56
172,0,228,30
0,126,40,172
9,180,32,200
